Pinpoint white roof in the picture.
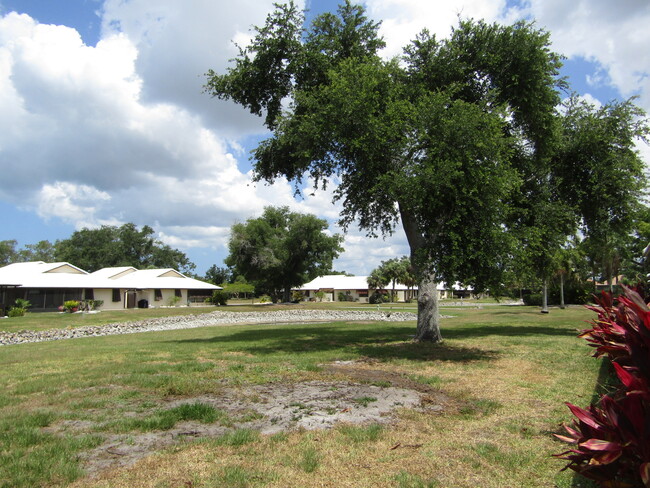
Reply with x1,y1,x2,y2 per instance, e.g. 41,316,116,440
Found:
298,275,415,291
0,262,220,290
297,275,472,291
105,268,218,290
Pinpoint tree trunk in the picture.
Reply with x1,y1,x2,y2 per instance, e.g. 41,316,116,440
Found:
414,272,442,342
559,273,565,309
541,279,549,313
607,275,613,294
399,204,442,343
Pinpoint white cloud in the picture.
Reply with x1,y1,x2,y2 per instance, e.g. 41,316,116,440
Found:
36,181,111,228
366,0,650,114
98,0,301,137
5,0,646,276
365,0,515,59
332,224,410,276
522,0,650,108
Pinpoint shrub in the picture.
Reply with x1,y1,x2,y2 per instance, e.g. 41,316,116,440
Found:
211,290,228,306
522,280,592,307
14,298,31,310
291,291,304,303
522,293,542,306
7,307,27,317
337,291,354,302
554,287,650,486
369,292,389,304
80,299,103,311
62,300,80,312
259,295,272,303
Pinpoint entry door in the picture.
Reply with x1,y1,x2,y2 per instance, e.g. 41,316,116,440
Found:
126,291,136,309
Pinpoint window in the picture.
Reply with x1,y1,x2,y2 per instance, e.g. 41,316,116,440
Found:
174,289,182,298
85,288,94,300
112,289,121,302
154,289,162,301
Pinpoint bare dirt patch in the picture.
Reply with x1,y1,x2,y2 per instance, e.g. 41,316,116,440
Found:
61,361,451,478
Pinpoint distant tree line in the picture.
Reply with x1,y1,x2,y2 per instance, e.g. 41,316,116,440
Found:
0,223,195,274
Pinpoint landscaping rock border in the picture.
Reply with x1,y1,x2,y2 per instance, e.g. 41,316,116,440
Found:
0,310,418,346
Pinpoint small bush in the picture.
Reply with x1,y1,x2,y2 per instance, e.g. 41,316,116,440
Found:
82,299,103,311
292,290,304,303
8,307,27,317
337,291,353,302
62,300,80,312
14,298,31,310
522,293,542,306
211,290,228,306
369,292,389,304
259,295,272,303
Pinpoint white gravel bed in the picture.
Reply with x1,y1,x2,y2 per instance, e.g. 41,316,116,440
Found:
0,309,417,347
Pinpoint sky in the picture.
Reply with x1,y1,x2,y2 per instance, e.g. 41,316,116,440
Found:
0,0,648,277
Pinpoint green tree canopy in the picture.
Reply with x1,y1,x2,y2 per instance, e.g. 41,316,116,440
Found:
225,206,343,302
204,265,233,285
53,223,195,273
369,256,415,301
0,240,18,266
0,239,56,265
554,96,649,291
206,1,565,341
18,240,56,262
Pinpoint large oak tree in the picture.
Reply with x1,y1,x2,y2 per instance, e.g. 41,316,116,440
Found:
225,206,343,302
205,1,566,341
54,223,195,273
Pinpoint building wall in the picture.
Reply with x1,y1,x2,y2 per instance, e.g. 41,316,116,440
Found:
97,288,189,309
95,288,121,310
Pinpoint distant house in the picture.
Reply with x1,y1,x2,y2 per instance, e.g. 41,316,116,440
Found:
295,275,472,303
0,262,220,312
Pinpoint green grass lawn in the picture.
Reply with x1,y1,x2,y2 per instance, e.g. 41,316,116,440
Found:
0,305,602,487
0,298,516,334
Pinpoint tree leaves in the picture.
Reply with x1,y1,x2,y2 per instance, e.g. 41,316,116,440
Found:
225,206,343,301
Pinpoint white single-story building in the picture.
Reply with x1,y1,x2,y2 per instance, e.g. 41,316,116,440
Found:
0,261,220,312
295,275,472,303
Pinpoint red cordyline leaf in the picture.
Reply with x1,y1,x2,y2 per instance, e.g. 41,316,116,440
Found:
580,438,624,452
554,433,578,444
564,423,582,438
641,462,650,486
614,362,638,390
618,395,646,435
566,402,602,430
621,286,649,313
590,450,623,465
599,291,614,308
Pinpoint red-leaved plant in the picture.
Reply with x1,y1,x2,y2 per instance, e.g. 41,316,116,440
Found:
554,287,650,487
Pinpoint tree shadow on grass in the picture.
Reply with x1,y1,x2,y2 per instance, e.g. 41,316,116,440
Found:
443,324,579,340
167,324,497,363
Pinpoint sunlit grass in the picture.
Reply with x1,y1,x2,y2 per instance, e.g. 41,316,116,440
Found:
0,305,603,487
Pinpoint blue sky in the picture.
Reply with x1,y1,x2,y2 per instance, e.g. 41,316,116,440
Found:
0,0,647,276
